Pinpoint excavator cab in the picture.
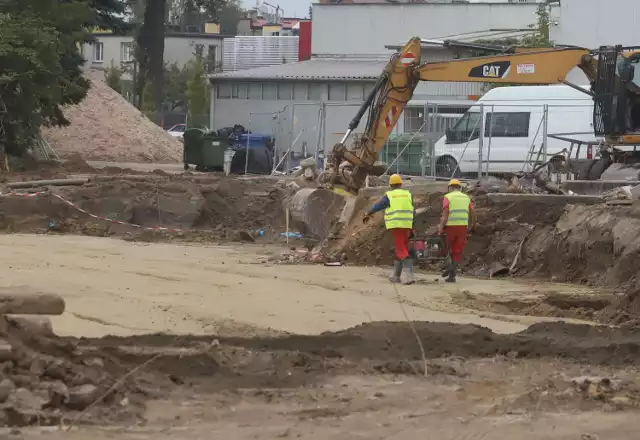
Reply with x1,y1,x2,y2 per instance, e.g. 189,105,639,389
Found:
593,46,640,139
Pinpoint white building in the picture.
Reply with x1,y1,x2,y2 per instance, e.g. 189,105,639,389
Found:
550,0,640,49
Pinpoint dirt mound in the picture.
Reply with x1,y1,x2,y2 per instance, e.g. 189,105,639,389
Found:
597,289,640,327
95,320,640,367
41,70,182,163
330,193,640,292
0,316,154,427
0,177,287,242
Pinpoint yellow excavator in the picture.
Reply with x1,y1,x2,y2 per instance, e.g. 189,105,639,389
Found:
318,37,640,194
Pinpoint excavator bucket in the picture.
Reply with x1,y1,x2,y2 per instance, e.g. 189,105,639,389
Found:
286,187,351,241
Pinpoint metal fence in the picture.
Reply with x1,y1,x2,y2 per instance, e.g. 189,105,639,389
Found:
378,102,598,181
217,101,598,179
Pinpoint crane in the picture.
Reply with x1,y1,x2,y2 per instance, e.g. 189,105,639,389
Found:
318,37,640,193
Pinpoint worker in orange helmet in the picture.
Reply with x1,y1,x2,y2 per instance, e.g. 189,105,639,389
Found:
363,173,415,284
438,178,476,283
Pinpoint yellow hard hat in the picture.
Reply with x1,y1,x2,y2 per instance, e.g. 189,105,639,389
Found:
389,174,403,185
448,178,461,187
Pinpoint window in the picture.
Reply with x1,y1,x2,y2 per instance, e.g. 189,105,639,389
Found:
328,83,346,101
278,83,293,100
308,83,324,101
248,83,262,99
93,42,104,63
484,112,530,137
121,42,134,62
293,83,307,100
233,83,248,99
194,44,204,57
262,83,277,100
218,83,232,99
363,83,375,99
208,45,216,59
445,112,482,144
346,83,364,101
404,107,426,133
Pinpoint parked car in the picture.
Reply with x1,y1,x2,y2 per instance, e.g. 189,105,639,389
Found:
167,123,186,140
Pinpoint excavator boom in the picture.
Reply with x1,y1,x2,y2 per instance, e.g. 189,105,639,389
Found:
320,37,640,194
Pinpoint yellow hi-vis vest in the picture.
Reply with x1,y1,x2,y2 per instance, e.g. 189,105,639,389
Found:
445,190,471,226
384,189,414,230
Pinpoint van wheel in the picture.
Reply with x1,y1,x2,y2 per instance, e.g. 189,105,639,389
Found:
588,158,612,180
436,156,459,179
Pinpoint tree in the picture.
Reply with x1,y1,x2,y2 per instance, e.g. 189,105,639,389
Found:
185,58,209,128
105,62,123,93
0,0,96,164
164,62,189,110
218,0,243,35
308,5,312,19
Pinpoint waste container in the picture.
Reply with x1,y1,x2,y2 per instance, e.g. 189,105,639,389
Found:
183,129,231,172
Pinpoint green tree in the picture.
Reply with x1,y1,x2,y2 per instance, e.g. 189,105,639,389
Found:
164,62,189,110
185,58,209,129
105,62,123,93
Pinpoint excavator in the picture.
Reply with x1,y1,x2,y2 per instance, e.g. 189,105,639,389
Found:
318,37,640,194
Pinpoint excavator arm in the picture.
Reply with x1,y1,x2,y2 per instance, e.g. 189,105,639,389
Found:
320,37,599,193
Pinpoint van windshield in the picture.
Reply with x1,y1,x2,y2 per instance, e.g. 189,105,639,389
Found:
445,112,481,144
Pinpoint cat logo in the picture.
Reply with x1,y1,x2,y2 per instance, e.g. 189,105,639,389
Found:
468,61,511,79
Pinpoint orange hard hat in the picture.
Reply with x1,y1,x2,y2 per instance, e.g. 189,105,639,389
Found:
389,174,403,185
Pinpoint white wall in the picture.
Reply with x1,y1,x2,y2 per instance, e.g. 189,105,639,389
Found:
550,0,640,48
311,3,540,55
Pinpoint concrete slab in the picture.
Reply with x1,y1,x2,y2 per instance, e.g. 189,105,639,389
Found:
561,180,640,195
487,193,603,204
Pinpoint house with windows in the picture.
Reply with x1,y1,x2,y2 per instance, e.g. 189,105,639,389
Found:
83,32,226,76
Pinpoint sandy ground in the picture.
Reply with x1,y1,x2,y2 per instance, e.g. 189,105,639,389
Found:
0,234,594,339
3,233,639,440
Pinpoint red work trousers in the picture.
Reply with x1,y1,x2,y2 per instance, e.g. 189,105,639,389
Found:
391,228,412,260
445,225,468,263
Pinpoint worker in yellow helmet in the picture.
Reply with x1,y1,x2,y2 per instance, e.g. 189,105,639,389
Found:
438,178,476,283
362,173,415,284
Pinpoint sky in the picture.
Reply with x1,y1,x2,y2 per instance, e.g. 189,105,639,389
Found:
242,0,312,19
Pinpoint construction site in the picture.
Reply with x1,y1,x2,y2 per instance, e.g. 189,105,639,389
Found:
2,59,640,440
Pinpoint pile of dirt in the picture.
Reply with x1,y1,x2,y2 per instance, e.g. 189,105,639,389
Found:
0,316,154,427
0,177,288,242
330,193,640,291
41,70,182,164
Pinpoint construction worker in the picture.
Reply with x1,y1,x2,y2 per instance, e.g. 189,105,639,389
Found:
363,173,415,284
438,179,476,283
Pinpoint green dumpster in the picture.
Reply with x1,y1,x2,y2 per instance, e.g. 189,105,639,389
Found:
183,129,230,172
381,136,427,175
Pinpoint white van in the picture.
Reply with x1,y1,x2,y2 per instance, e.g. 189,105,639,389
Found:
433,85,600,176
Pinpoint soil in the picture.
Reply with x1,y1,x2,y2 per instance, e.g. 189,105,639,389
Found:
0,175,289,243
1,234,640,437
41,69,182,164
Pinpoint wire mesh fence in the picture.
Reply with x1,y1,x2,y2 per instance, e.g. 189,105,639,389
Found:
378,101,598,181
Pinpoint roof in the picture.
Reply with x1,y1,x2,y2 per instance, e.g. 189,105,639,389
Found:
209,58,387,82
385,29,537,50
92,31,229,40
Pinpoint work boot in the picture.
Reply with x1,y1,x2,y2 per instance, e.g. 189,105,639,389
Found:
389,260,402,283
402,258,415,285
445,261,458,283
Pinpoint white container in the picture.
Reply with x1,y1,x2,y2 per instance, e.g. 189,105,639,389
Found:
223,149,235,175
